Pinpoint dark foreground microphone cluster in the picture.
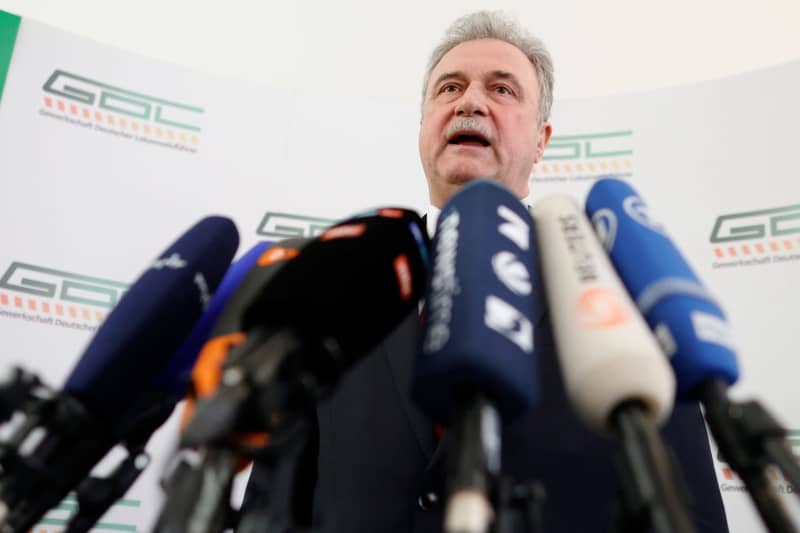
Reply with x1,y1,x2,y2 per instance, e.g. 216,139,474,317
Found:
0,184,795,533
0,216,240,533
154,208,430,533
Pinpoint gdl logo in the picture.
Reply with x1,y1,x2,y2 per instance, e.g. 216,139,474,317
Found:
0,262,127,324
41,70,204,148
710,204,800,259
256,212,335,240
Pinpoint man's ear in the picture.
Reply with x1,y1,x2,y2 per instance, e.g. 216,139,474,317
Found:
534,121,553,163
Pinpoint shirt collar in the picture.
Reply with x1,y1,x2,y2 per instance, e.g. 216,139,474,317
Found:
426,204,440,237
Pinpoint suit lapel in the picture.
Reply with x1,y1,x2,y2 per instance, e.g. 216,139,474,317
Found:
381,311,438,460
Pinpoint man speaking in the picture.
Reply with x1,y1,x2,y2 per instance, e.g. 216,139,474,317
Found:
244,10,729,533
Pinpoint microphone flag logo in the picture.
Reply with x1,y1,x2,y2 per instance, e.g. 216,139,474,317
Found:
623,195,667,236
151,253,187,270
497,205,530,250
576,286,629,328
591,208,618,251
484,295,533,353
320,223,367,241
491,251,532,296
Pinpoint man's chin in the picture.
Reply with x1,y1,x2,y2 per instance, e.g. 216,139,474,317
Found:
442,165,498,186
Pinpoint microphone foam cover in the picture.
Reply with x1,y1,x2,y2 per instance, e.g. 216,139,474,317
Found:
586,177,739,397
151,241,272,398
533,194,674,432
63,216,239,422
242,209,429,364
413,180,540,423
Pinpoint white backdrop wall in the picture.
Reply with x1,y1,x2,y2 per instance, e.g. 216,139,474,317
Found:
0,9,798,533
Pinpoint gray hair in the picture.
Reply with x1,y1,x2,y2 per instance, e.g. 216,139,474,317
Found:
422,11,554,124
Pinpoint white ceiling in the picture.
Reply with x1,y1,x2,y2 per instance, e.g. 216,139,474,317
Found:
1,0,799,103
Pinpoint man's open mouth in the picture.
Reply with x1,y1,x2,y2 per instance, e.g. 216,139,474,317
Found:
448,133,490,147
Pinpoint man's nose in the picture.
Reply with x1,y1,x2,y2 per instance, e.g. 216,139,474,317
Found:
455,83,488,116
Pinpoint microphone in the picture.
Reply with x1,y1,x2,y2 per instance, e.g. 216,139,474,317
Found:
586,177,800,533
585,177,738,397
63,240,272,533
159,208,430,533
0,216,239,533
532,194,695,533
184,207,430,443
151,240,274,400
153,238,310,533
413,180,540,533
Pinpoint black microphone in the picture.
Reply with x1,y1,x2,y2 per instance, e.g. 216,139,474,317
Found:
153,238,310,533
413,180,541,533
182,207,429,446
158,208,430,533
0,216,238,533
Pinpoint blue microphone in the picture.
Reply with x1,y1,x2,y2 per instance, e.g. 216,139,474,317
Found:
585,178,738,398
63,241,268,533
586,178,800,532
63,216,240,418
413,180,540,533
0,216,239,533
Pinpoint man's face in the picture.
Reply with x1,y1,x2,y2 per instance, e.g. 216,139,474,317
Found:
419,38,552,207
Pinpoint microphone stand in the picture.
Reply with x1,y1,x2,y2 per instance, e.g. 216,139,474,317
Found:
161,328,341,533
235,422,314,533
492,477,546,533
445,391,547,533
153,446,240,533
445,391,501,533
699,378,799,533
0,375,116,533
609,401,697,533
65,391,177,533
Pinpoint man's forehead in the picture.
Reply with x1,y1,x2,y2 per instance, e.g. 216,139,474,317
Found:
430,38,538,84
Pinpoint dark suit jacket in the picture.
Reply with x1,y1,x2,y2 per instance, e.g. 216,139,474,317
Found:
244,309,729,533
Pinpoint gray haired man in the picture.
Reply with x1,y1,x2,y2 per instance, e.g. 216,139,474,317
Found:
243,11,730,533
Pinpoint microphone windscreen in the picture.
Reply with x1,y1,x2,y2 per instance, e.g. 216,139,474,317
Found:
413,180,540,423
63,216,239,421
188,238,309,404
151,241,272,399
533,194,674,432
586,177,739,397
241,208,430,364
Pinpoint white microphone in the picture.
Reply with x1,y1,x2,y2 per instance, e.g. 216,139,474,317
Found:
532,194,674,431
533,193,694,533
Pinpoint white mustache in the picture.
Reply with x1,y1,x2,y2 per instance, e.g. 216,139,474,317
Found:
445,117,493,143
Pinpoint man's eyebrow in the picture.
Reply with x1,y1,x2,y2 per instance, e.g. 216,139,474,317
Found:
431,71,467,90
487,70,525,96
431,70,526,98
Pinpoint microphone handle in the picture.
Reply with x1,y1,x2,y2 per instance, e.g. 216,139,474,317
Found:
445,391,501,533
0,393,114,533
64,449,151,533
611,402,697,533
153,447,237,533
699,379,798,533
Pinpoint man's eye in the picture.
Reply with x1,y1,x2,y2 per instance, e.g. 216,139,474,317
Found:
440,84,460,94
494,85,513,95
